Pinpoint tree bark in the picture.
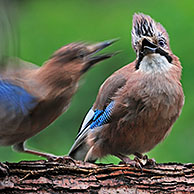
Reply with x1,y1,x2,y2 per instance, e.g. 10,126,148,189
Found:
0,159,194,193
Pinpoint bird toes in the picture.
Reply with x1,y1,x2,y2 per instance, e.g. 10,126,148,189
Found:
145,158,156,167
119,157,143,169
141,154,156,167
133,157,143,169
47,156,76,165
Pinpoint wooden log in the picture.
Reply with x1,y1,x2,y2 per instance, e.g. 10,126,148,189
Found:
0,159,194,193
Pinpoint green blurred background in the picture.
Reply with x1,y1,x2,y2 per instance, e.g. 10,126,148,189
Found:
0,0,193,164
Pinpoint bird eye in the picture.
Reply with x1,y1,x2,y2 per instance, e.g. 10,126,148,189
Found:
77,50,86,59
158,39,166,47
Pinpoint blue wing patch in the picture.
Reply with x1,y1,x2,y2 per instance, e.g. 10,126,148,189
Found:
90,101,114,129
69,101,115,155
75,101,115,142
0,80,38,116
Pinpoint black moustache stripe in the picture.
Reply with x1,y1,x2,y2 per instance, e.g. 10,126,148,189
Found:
135,48,173,70
155,48,172,63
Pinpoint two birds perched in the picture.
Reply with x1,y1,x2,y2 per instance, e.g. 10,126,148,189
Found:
68,13,184,166
0,13,184,167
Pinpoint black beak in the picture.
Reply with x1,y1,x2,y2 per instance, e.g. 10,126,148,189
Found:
141,38,157,55
82,39,119,72
140,38,172,63
88,38,119,54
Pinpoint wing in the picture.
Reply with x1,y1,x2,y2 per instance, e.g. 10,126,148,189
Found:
7,57,39,69
93,73,127,110
0,80,38,133
69,70,127,155
78,70,127,135
0,57,39,76
68,101,115,155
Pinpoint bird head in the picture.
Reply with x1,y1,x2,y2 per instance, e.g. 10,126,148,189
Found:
50,39,118,75
131,13,173,70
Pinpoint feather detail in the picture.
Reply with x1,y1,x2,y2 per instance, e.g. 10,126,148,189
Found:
90,101,114,129
69,101,115,159
0,80,37,116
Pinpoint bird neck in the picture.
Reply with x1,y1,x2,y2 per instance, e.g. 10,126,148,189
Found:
136,53,182,80
35,60,80,98
138,54,172,73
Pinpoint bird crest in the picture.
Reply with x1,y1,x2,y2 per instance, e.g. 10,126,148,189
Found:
131,13,169,51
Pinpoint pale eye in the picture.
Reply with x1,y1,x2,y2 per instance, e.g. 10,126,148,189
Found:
158,39,166,47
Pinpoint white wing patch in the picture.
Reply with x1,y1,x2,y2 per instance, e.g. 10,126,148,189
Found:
78,108,94,136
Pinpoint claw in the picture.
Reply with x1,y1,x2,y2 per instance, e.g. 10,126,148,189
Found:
134,153,156,167
146,158,156,167
134,157,143,169
47,156,76,165
117,154,143,169
119,158,143,169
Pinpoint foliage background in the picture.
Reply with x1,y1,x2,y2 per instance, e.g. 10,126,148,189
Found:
0,0,193,164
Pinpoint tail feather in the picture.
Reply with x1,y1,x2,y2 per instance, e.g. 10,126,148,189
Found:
69,144,97,163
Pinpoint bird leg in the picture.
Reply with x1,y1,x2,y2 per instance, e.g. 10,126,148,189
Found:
12,142,75,164
13,142,58,160
116,153,143,169
134,152,156,166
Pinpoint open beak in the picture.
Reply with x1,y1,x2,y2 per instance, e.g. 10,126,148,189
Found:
82,39,119,72
140,38,172,63
87,38,119,65
141,38,157,55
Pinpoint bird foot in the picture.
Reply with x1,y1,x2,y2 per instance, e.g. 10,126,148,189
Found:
143,155,156,167
47,156,76,165
119,156,143,169
134,153,156,167
0,162,9,177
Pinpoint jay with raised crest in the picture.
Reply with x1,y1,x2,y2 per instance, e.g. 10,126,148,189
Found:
0,39,117,162
68,13,184,167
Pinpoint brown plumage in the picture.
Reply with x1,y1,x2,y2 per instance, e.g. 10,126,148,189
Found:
0,40,118,159
68,13,184,166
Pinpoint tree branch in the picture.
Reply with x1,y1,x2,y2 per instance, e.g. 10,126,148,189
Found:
0,159,194,193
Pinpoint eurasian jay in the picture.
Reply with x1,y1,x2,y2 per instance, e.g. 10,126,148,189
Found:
0,39,117,160
68,13,184,167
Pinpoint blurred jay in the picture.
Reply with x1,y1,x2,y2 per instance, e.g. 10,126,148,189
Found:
69,13,184,167
0,39,117,160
